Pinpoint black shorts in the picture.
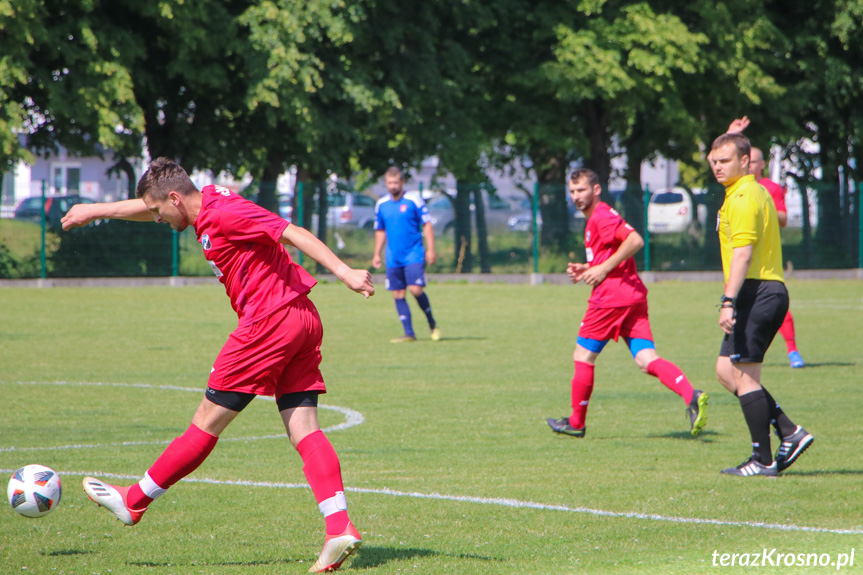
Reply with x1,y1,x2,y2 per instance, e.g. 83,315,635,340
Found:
719,279,789,363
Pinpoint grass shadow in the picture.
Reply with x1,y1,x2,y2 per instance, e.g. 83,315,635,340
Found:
781,469,863,477
351,546,501,569
43,549,96,557
350,547,437,569
649,429,721,441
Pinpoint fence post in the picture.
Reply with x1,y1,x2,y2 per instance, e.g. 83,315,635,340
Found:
297,181,304,266
532,182,539,274
172,229,179,277
40,180,47,279
643,184,650,272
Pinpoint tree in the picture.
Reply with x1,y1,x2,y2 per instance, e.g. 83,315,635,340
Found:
0,0,144,167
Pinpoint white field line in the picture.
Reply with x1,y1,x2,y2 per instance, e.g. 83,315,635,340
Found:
2,381,862,536
1,469,861,536
0,381,363,453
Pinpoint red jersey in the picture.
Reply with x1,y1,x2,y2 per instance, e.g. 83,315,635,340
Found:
583,202,647,308
194,185,316,326
759,178,786,214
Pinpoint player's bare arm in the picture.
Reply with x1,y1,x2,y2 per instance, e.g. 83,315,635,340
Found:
61,199,152,230
581,231,644,287
423,222,436,265
719,244,753,334
372,230,386,269
281,224,374,298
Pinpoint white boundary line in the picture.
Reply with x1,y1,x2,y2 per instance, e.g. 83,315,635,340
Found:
3,381,861,536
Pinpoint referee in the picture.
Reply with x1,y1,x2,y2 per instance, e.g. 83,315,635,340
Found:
709,132,814,477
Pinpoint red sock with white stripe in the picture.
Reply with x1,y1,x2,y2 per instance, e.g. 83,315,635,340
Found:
646,358,694,404
569,361,594,429
297,430,350,536
126,424,219,510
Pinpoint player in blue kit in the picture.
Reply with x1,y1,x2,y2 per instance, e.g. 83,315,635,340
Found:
372,167,440,343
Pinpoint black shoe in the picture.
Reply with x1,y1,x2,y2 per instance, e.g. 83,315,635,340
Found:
546,416,586,438
720,456,778,477
687,390,709,437
774,426,814,472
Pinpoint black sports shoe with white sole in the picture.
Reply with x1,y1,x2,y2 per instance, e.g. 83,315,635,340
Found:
774,426,814,472
720,457,778,477
546,416,586,438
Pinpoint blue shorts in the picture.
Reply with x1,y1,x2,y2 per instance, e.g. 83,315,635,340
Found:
386,263,426,291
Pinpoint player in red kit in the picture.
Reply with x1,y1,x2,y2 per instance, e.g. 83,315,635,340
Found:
61,158,373,573
546,168,709,438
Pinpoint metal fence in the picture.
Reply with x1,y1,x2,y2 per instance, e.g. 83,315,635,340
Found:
1,180,860,279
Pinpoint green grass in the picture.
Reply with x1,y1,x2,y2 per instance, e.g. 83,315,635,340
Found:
0,280,861,574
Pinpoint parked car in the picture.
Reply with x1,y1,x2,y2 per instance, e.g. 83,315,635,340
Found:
326,192,377,230
506,197,586,233
14,195,95,228
647,188,693,234
427,191,524,235
278,194,293,221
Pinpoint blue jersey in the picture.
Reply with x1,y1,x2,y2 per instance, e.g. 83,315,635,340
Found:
374,191,431,268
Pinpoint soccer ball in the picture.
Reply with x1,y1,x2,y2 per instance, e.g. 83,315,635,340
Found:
7,464,62,518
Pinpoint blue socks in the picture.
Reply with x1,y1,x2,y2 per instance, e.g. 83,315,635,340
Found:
395,298,414,337
415,292,436,330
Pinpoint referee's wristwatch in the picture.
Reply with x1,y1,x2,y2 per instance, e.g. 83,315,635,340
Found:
719,294,735,309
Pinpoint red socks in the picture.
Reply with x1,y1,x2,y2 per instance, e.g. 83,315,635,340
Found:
297,430,350,535
646,358,694,405
569,361,595,429
779,311,797,353
127,424,218,510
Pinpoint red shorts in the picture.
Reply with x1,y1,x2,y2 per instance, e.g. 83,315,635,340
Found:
208,294,326,397
578,301,653,342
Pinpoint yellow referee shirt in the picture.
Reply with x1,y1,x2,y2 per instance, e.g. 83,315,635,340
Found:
718,174,784,284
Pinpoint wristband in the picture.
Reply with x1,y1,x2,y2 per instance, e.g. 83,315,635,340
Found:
718,294,735,311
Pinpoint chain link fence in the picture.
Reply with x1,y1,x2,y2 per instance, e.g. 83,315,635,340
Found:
1,180,860,279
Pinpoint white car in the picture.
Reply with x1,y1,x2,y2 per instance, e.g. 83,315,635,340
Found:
647,188,693,234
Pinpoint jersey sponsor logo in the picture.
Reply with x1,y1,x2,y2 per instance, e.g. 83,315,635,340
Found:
400,204,407,213
214,185,231,197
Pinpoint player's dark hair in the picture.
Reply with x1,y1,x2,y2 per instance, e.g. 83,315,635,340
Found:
136,157,198,200
712,133,751,159
384,166,404,180
569,168,600,187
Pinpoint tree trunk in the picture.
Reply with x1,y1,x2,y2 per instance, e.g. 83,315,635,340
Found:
533,152,569,250
108,157,138,200
259,158,281,215
316,181,329,274
473,187,491,273
816,128,843,255
295,168,317,232
582,100,613,205
454,181,473,273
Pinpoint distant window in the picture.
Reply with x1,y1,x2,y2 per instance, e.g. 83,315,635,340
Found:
652,192,684,204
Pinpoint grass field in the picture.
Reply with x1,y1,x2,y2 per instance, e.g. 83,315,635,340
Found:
1,279,861,574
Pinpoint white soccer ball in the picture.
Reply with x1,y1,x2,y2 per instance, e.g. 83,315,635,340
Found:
7,464,62,518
